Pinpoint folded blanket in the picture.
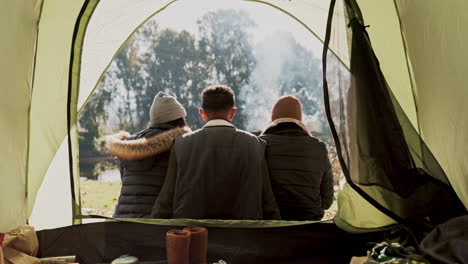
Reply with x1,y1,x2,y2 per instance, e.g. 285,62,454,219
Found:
3,225,38,264
1,233,4,264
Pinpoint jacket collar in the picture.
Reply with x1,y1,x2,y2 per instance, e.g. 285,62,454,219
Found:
261,118,312,137
203,119,235,128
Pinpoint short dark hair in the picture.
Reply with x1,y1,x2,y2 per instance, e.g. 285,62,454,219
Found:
165,117,186,128
146,117,186,129
201,85,235,112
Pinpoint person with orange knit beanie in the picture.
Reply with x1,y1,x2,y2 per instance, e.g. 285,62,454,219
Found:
260,95,334,220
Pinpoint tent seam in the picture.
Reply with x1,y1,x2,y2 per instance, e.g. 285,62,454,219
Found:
26,0,45,218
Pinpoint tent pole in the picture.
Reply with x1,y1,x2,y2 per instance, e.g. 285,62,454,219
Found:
67,0,100,225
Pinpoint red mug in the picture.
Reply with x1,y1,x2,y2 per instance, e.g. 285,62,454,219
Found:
166,230,191,264
183,227,208,264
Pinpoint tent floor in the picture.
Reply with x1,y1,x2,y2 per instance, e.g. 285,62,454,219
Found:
37,221,384,264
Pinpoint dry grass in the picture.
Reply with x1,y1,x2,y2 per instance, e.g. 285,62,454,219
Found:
80,180,122,217
80,179,338,220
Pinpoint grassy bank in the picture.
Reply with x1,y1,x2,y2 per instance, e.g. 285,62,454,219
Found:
80,180,338,220
80,180,121,217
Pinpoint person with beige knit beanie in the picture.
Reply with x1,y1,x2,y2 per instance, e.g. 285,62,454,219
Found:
107,91,191,218
260,95,334,220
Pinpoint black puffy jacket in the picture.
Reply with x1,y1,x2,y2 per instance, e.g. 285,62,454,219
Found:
107,124,190,218
260,122,334,220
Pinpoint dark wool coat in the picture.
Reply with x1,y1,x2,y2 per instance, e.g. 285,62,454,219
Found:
260,122,334,220
107,124,190,218
152,121,280,220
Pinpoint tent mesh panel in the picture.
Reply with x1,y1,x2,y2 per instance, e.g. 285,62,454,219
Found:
323,0,464,231
323,0,465,232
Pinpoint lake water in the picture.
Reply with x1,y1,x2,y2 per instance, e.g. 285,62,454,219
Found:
97,169,121,182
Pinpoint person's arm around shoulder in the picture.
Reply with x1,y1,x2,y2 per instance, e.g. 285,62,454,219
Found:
151,146,178,218
320,145,334,210
261,148,281,220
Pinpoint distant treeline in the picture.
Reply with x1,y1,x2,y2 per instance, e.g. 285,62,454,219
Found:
79,9,330,172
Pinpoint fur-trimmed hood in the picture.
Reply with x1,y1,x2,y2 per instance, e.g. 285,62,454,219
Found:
106,126,191,160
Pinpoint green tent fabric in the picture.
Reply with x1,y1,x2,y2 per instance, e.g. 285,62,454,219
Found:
326,0,464,232
0,0,42,232
1,0,467,233
1,0,85,232
358,0,468,212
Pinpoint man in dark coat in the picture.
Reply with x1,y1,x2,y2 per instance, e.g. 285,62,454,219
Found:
107,92,190,218
260,95,334,220
152,85,280,220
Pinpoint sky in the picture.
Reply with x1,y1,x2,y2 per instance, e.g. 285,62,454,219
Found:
149,0,323,58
